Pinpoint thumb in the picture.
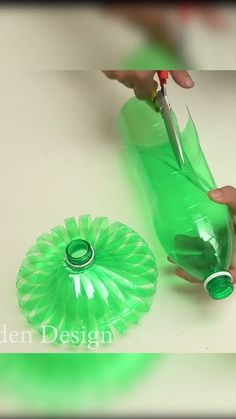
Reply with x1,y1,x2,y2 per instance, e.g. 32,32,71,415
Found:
170,70,195,89
208,186,236,215
230,268,236,284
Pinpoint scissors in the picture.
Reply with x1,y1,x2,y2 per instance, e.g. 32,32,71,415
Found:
152,70,185,169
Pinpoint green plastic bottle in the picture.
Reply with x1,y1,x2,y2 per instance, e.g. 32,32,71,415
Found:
118,97,234,300
17,215,157,347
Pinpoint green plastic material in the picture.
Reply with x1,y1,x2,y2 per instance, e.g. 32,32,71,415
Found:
121,43,184,70
17,215,157,347
0,354,158,414
118,97,234,300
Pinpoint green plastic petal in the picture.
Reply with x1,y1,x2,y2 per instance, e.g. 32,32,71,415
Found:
17,215,158,347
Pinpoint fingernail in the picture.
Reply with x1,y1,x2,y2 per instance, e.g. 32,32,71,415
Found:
209,189,223,200
184,75,194,88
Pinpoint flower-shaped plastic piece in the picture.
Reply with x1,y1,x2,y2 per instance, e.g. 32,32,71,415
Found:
17,215,157,348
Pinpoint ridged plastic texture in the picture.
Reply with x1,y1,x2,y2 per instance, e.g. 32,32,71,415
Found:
118,98,234,300
17,215,157,347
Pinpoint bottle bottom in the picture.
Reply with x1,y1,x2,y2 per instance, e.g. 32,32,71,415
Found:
204,271,234,300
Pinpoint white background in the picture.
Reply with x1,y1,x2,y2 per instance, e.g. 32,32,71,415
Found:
0,6,236,69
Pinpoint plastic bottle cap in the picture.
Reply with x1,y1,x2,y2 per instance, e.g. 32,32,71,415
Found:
65,239,95,270
203,271,234,300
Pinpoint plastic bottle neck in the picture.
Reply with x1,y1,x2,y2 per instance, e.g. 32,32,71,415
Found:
65,239,95,271
204,271,234,300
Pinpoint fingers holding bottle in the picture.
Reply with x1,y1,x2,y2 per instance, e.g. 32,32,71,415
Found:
169,186,236,285
208,186,236,215
103,70,195,100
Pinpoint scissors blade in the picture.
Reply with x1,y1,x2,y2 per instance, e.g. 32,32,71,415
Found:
154,91,185,169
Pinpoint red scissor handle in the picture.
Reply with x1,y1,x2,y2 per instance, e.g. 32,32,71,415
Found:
157,71,169,86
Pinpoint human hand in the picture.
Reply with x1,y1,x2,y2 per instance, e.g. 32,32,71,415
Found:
102,70,194,100
168,186,236,284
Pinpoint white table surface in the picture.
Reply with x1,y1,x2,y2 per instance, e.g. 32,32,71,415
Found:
0,6,236,69
102,354,236,417
1,70,236,352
